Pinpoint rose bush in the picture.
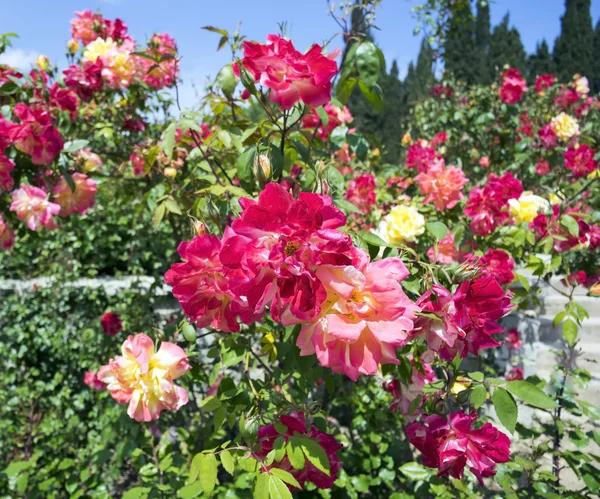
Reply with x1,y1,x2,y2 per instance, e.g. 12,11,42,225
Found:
1,3,599,499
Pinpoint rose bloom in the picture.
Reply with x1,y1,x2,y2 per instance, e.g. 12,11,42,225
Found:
53,173,97,216
508,191,550,223
574,75,589,96
406,140,436,172
297,257,419,380
98,333,191,422
83,37,137,88
538,124,558,149
77,148,103,172
479,156,490,168
499,68,527,104
431,132,448,147
478,248,515,285
376,205,425,244
345,174,376,213
382,356,437,417
63,60,104,100
415,159,468,211
302,102,352,140
401,132,412,145
407,410,510,485
8,104,64,165
0,216,15,250
505,367,524,381
234,34,339,109
138,33,179,89
10,185,60,231
564,144,598,178
101,311,123,336
550,112,579,141
0,154,15,192
590,283,600,296
505,328,522,350
535,73,556,93
254,412,342,489
555,88,580,110
535,159,550,175
71,9,104,45
84,370,105,390
427,232,466,264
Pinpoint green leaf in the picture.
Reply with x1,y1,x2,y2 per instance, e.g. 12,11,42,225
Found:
286,437,305,470
198,454,218,497
214,406,227,431
236,59,257,96
63,139,89,153
268,475,293,499
269,468,300,489
152,203,166,229
182,322,196,342
315,106,329,127
333,198,361,214
560,215,579,237
299,437,330,475
398,462,433,480
237,146,257,193
492,387,518,433
189,453,202,484
200,396,221,412
216,64,237,100
355,41,380,86
164,197,182,215
336,77,357,104
177,483,203,499
468,371,484,382
202,26,228,37
220,450,235,476
426,222,448,241
162,122,177,159
470,384,487,410
254,473,270,499
122,487,151,499
505,381,557,409
360,231,389,247
562,318,578,346
358,80,383,113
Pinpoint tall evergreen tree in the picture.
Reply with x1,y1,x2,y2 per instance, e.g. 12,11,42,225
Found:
444,2,476,84
473,0,492,84
380,60,407,162
413,39,435,100
592,20,600,92
405,62,418,103
553,0,594,81
527,40,555,82
488,13,527,78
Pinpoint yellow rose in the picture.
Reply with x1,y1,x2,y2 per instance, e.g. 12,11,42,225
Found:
401,133,412,145
549,193,562,205
550,112,579,141
36,55,50,71
83,37,116,63
508,191,550,223
376,205,425,244
67,39,80,55
574,76,589,95
451,376,471,395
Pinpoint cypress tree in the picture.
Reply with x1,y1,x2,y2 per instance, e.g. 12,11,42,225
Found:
474,0,492,84
414,39,435,100
593,20,600,92
405,62,418,103
488,13,527,79
380,60,407,162
527,40,555,82
553,0,594,81
444,2,476,84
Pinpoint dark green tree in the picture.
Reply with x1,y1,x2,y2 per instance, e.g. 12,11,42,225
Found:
488,13,527,78
405,62,418,103
527,40,555,82
413,38,435,100
473,0,492,84
592,20,600,92
553,0,594,81
443,1,476,84
379,60,408,162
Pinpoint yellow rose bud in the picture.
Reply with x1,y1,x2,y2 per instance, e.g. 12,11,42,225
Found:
194,221,206,236
253,154,272,186
67,39,80,55
164,167,177,178
401,133,412,146
36,55,50,72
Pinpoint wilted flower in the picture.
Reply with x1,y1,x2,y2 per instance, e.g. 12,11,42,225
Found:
98,333,191,422
407,410,510,484
0,154,15,192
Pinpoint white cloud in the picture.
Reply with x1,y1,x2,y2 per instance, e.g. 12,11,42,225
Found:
0,48,41,70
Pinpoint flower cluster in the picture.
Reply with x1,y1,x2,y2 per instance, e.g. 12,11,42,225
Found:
302,102,352,140
407,410,510,484
499,68,527,104
234,34,339,109
345,174,376,213
98,333,190,422
415,158,469,211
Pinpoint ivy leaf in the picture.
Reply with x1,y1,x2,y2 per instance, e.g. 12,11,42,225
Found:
426,221,448,242
198,454,218,497
253,473,270,499
269,468,300,490
299,437,330,475
492,387,518,433
562,319,578,347
268,475,293,499
470,384,487,410
220,450,235,476
505,381,557,409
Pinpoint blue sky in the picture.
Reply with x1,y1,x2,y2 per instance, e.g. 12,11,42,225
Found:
1,0,599,107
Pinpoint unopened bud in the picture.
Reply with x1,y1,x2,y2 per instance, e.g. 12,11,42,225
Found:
67,39,80,55
401,133,412,145
253,154,272,186
194,221,206,236
164,167,177,178
36,55,50,72
590,283,600,297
